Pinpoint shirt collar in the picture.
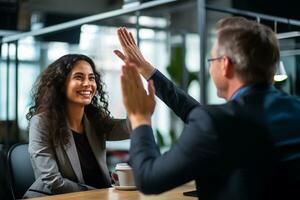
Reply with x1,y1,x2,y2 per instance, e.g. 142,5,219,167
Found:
230,83,274,101
230,85,253,100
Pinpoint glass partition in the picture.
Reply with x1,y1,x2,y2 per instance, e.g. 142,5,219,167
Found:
1,0,300,153
0,0,200,152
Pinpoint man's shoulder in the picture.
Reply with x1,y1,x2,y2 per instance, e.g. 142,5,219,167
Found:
189,103,234,123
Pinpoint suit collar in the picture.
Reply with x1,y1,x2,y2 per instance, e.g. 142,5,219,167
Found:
64,128,84,183
64,115,110,184
64,114,92,183
84,116,111,183
84,115,103,160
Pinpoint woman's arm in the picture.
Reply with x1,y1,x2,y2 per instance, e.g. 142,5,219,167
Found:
106,118,131,141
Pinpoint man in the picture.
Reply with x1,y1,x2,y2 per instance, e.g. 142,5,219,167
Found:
116,17,300,200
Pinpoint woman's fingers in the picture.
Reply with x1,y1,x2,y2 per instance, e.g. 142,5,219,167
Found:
117,28,127,48
114,50,126,62
122,28,132,45
119,27,131,46
129,32,136,45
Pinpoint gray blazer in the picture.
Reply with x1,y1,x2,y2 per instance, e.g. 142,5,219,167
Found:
24,113,131,198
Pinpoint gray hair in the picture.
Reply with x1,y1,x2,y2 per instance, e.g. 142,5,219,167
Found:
216,17,279,84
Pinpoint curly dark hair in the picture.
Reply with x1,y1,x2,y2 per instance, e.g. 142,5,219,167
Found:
26,54,113,145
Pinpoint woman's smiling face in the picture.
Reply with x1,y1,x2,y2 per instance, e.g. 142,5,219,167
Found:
65,60,97,107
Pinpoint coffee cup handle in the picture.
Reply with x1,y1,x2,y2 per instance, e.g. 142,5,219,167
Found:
111,171,119,186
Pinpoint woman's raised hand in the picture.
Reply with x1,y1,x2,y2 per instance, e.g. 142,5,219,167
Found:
115,27,155,79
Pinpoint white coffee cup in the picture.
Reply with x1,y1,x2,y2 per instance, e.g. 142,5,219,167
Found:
114,163,135,187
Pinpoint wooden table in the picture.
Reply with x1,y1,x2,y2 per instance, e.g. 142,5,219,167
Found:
27,182,196,200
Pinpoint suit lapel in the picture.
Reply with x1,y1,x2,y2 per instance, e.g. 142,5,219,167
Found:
64,128,85,183
84,116,110,182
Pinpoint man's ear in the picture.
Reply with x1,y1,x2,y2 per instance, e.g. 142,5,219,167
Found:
222,57,234,78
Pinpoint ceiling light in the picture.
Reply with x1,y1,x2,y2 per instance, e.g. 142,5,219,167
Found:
274,61,288,82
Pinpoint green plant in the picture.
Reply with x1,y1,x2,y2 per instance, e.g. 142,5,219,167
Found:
166,46,198,87
155,44,199,150
155,129,165,147
155,128,178,149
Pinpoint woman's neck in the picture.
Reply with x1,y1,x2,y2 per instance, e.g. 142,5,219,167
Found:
66,103,85,133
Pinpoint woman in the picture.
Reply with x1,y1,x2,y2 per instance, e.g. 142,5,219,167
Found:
24,54,131,198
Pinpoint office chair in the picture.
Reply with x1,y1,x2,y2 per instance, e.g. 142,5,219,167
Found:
7,143,35,200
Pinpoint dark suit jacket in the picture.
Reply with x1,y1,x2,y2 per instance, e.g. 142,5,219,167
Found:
129,70,300,200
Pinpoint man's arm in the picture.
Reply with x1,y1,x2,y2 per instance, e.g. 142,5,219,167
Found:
150,70,199,122
115,27,200,122
119,63,218,194
129,107,218,194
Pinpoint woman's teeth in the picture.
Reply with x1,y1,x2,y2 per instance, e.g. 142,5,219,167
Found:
78,91,92,97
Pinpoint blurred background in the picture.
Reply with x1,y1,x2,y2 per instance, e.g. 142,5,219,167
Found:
0,0,300,199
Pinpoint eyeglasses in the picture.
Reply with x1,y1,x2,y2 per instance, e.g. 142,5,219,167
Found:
207,56,236,64
207,56,224,63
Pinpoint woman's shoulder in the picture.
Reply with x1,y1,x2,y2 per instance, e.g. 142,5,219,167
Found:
30,112,47,122
29,112,50,129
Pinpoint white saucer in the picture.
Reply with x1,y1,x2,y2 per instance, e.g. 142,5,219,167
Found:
113,185,137,190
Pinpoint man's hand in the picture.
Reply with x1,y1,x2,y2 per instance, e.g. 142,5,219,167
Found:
115,27,155,79
120,62,156,129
